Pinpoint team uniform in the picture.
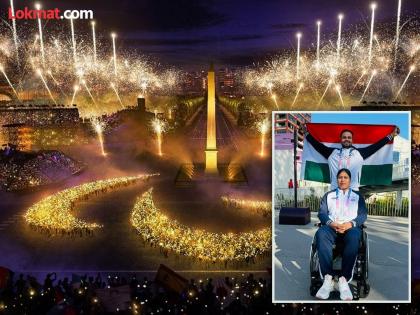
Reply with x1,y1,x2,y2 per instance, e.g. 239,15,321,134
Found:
316,189,367,281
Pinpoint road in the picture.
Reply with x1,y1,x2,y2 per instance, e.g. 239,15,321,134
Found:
187,103,247,162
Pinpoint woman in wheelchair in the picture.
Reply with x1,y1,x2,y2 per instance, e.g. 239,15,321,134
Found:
315,168,367,301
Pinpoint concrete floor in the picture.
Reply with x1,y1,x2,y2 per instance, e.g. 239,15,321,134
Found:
273,212,410,302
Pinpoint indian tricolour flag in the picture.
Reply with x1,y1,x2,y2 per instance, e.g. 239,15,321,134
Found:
301,123,395,186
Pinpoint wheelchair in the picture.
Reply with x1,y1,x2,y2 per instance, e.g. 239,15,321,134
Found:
309,223,370,300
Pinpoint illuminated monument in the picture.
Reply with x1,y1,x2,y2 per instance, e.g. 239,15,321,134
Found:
175,64,247,186
205,64,218,174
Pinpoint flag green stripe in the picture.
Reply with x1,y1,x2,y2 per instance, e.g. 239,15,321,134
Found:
360,164,393,185
304,161,393,185
304,161,330,183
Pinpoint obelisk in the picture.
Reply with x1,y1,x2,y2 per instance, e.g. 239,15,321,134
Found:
205,63,218,174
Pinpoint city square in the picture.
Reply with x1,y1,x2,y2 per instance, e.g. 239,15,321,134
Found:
0,0,419,313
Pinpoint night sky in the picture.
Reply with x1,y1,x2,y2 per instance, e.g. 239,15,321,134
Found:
2,0,420,68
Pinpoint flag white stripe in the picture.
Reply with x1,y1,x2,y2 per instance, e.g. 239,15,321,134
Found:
301,140,393,180
303,141,393,165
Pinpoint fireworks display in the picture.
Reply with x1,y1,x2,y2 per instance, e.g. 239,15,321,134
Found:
0,1,416,115
256,118,270,157
242,3,419,109
151,117,167,156
25,174,157,234
131,189,271,261
0,2,182,118
91,117,107,156
0,1,417,311
0,62,19,100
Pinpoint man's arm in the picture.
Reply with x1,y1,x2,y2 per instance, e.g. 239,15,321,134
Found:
358,127,397,160
318,193,332,225
306,132,335,160
358,134,394,160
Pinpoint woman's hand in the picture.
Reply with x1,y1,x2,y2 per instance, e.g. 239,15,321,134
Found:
329,221,353,233
336,222,353,234
329,222,340,232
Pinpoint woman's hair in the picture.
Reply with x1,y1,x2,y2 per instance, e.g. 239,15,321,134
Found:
337,168,351,179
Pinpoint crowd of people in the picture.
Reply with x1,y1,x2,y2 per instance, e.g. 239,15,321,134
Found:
0,106,80,127
0,270,415,315
131,189,271,263
0,149,84,191
221,196,271,218
25,175,156,237
30,127,89,148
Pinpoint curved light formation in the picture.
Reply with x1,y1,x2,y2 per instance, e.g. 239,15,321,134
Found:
221,196,271,217
131,188,271,261
25,174,158,233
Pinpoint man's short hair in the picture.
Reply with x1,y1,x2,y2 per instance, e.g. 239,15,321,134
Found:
340,129,353,137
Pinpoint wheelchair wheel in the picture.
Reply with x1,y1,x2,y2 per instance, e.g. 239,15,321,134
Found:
364,261,369,282
358,281,370,298
364,232,369,279
353,284,360,300
309,277,323,297
365,283,370,295
310,285,318,297
361,283,370,298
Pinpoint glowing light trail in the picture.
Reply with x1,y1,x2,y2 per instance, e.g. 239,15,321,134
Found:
316,21,321,68
291,83,304,108
111,33,117,76
257,119,269,157
70,18,77,66
350,70,367,95
296,32,302,80
37,69,57,105
35,3,45,66
91,21,97,65
318,80,332,106
0,64,19,100
110,82,123,108
152,118,166,156
395,65,415,100
337,14,344,61
359,69,377,102
394,0,402,70
70,84,79,106
335,84,345,107
10,0,19,63
81,80,96,106
368,3,377,66
92,119,107,156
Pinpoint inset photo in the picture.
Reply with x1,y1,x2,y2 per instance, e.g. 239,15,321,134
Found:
272,111,410,302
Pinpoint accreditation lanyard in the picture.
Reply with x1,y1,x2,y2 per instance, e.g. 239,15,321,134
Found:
338,148,353,170
335,188,351,218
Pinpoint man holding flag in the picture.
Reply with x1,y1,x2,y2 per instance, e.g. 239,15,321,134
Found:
302,123,399,191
